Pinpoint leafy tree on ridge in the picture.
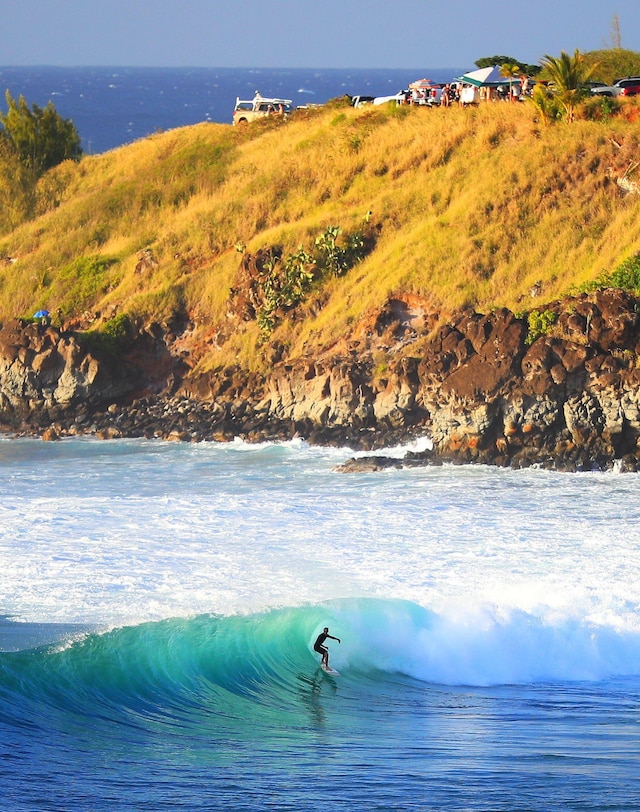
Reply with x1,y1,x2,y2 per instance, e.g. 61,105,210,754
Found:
0,90,82,177
475,55,540,75
0,137,35,233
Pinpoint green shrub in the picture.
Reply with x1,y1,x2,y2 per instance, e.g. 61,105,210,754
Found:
579,252,640,293
55,254,120,312
388,103,412,120
608,254,640,290
314,225,363,277
526,309,557,344
256,247,315,336
580,95,620,121
80,313,133,357
251,221,375,337
0,91,82,176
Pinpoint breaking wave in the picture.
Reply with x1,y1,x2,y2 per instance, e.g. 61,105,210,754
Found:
3,598,640,739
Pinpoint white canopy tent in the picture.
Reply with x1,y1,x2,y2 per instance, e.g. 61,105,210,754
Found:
457,66,511,87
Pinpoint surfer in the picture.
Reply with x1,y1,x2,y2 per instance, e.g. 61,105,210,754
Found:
313,627,340,668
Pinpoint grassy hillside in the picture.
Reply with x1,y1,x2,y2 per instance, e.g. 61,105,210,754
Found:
1,98,640,373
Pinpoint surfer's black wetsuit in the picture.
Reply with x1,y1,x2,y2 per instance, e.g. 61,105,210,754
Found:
313,629,340,665
313,632,329,657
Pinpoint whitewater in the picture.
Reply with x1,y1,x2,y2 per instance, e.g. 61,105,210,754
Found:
1,437,640,811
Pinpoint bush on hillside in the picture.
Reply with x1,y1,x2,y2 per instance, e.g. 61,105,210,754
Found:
580,253,640,293
232,221,377,337
583,48,640,85
80,313,134,357
0,138,36,233
53,255,121,314
579,95,621,121
526,309,557,344
0,92,82,235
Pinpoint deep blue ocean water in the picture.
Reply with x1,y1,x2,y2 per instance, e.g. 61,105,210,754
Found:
0,66,463,154
2,437,640,811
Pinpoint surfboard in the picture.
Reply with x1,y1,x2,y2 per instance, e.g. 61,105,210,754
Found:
320,664,339,675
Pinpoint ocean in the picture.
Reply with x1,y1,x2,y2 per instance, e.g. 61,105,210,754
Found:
2,436,640,811
0,66,463,154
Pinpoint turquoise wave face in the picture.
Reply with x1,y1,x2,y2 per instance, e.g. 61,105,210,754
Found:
3,596,640,740
0,598,451,750
0,601,375,737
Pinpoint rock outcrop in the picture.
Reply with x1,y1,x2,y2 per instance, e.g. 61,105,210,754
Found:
230,289,640,470
0,320,132,425
2,289,640,472
0,318,179,429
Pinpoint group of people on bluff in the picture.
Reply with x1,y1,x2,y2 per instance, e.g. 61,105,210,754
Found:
405,74,533,106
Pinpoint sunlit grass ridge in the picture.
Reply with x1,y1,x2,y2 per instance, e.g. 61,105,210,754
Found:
1,100,639,371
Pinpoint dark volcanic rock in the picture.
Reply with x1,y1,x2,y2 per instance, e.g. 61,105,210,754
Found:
333,455,402,473
3,289,640,472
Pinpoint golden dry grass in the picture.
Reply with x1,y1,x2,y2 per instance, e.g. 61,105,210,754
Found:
1,99,640,370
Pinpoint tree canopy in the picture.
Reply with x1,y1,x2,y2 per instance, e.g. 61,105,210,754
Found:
0,137,35,234
0,92,82,235
475,55,541,76
583,48,640,84
0,91,82,177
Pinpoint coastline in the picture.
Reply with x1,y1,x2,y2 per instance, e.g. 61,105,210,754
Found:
3,286,640,473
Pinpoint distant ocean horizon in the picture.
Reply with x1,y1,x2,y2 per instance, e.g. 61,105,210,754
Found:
0,65,464,154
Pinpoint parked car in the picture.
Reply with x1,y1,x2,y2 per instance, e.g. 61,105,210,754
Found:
232,94,293,125
590,77,640,98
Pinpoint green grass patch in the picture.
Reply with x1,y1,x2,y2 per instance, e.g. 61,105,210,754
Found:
53,254,121,314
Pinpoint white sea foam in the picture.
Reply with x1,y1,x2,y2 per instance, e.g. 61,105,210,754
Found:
327,598,640,686
354,433,433,458
2,438,640,684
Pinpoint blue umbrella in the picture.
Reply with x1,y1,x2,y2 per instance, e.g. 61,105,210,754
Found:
33,309,49,318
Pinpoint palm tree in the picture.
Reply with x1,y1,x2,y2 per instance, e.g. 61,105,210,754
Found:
529,82,558,125
538,49,597,122
500,62,521,101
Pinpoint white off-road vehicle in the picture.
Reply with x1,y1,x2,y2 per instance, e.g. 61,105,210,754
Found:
232,93,293,125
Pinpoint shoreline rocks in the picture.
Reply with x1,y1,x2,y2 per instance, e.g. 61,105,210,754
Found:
2,289,640,472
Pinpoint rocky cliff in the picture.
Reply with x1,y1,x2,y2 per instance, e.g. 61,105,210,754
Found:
2,288,640,471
